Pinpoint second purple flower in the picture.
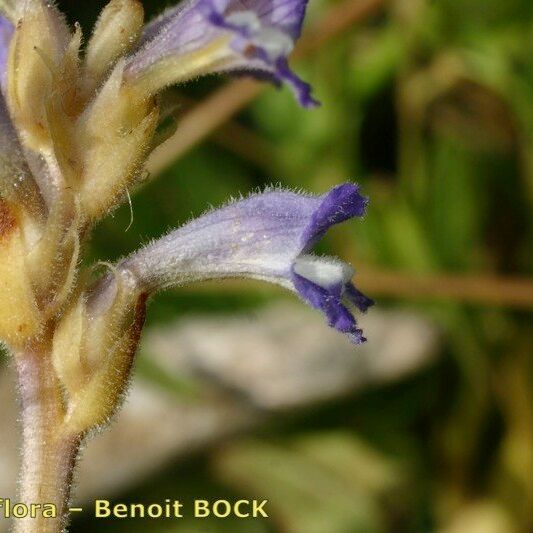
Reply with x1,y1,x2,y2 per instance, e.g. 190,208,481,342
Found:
125,0,319,106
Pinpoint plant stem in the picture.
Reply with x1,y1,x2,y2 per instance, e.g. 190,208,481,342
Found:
14,343,81,533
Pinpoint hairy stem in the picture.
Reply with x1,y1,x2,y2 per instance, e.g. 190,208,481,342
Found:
14,343,81,533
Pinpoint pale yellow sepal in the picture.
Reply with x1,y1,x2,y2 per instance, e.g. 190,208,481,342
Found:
6,1,70,151
83,0,144,97
53,270,146,434
0,0,16,21
0,200,41,347
41,27,84,190
52,297,87,396
77,62,159,221
26,192,81,315
64,318,144,433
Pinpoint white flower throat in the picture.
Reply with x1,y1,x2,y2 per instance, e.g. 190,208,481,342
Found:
293,256,355,289
226,10,294,60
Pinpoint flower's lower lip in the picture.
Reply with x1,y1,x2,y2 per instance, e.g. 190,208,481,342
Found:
292,270,369,344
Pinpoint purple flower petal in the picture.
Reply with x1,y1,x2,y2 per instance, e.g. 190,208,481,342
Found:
303,182,368,248
345,283,374,313
126,0,318,107
292,273,366,343
0,16,13,92
112,183,372,343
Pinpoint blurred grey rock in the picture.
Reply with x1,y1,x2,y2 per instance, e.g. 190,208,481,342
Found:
149,304,439,410
0,304,439,530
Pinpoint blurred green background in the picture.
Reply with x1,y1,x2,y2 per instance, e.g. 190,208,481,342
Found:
58,0,532,531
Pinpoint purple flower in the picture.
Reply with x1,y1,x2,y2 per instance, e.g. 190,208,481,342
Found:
113,183,372,343
125,0,318,107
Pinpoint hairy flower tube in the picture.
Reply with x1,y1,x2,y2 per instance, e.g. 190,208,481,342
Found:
0,0,371,532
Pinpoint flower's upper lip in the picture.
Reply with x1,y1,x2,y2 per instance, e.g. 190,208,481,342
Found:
302,183,369,250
